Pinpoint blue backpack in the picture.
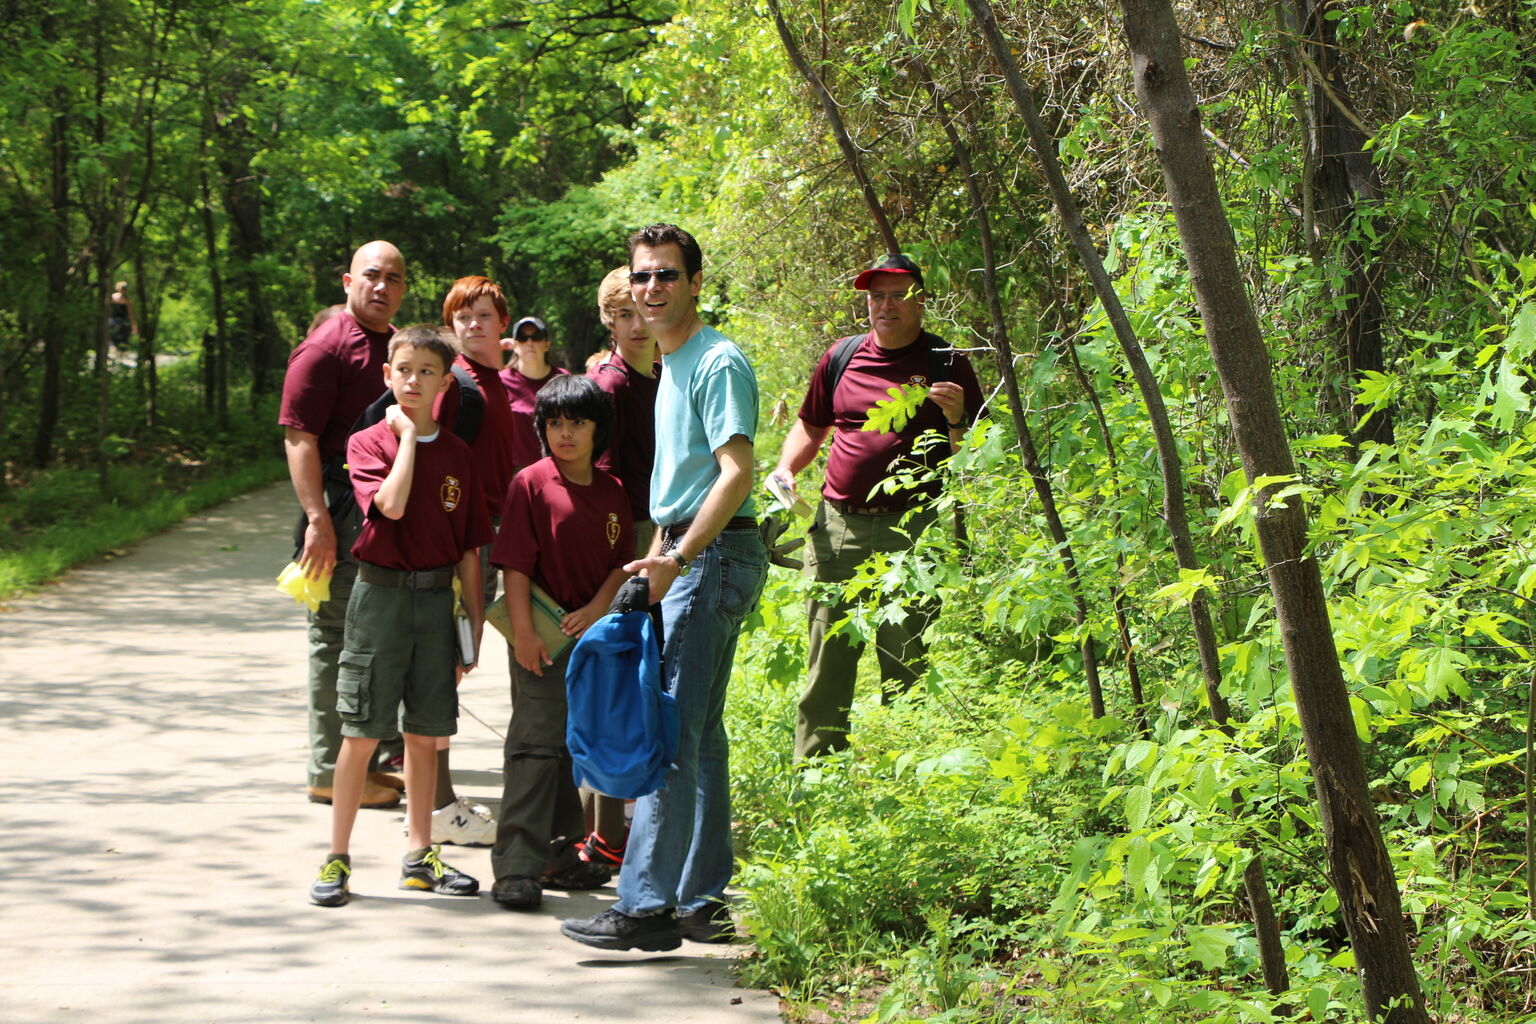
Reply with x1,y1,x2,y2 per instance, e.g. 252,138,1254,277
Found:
565,607,678,799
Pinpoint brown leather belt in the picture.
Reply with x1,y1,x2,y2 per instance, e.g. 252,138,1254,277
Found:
661,516,758,542
358,563,456,590
829,499,909,517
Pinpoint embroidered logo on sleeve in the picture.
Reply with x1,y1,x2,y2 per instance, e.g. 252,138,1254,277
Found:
441,475,462,511
606,512,620,548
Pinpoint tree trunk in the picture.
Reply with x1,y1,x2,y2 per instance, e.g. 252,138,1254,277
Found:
133,248,158,430
918,59,1107,720
1118,1,1428,1019
199,153,228,427
1292,0,1392,450
765,0,900,254
963,0,1229,727
219,124,283,400
34,73,69,470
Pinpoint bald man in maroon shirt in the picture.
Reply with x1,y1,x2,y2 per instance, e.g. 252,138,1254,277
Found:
771,254,984,759
279,241,410,809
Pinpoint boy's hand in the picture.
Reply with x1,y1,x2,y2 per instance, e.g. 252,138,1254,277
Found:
561,602,604,638
513,628,551,676
384,403,416,439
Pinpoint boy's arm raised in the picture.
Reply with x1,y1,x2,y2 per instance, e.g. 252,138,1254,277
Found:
371,406,418,520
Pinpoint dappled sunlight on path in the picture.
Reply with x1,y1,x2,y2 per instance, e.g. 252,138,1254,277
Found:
0,482,778,1024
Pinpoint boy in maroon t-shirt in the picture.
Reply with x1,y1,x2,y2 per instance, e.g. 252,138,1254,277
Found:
488,374,633,911
407,277,519,850
308,326,493,908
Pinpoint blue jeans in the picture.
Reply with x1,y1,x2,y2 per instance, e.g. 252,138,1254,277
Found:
615,525,768,916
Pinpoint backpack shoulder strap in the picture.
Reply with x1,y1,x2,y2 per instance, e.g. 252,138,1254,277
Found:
824,333,865,394
449,364,484,445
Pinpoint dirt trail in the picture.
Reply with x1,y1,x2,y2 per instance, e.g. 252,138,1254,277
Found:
0,481,779,1024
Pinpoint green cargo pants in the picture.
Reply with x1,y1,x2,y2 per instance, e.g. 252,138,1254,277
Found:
795,501,937,759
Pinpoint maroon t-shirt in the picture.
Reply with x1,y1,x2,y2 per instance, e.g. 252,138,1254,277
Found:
437,354,517,519
799,331,984,508
499,364,570,477
278,311,392,461
347,420,493,571
588,353,661,523
490,457,633,612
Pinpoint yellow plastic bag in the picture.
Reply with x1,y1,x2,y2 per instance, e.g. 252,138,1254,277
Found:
276,561,332,612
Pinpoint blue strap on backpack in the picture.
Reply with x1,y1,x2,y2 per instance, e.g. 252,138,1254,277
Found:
565,597,678,800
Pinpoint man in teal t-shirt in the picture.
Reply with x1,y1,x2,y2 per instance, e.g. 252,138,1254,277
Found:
562,224,768,953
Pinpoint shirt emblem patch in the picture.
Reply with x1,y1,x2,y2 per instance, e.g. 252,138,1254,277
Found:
607,513,620,548
441,475,462,512
909,374,929,387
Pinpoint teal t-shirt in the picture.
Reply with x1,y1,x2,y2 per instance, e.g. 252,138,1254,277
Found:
650,325,759,527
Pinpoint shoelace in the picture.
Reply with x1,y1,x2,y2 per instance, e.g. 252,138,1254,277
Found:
318,859,350,882
419,847,450,877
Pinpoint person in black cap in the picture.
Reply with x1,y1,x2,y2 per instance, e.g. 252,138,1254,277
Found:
770,254,984,758
499,315,570,476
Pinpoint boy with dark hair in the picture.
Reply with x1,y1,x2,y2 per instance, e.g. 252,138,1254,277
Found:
489,374,633,911
308,324,492,908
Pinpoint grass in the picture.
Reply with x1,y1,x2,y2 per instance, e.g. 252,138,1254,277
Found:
0,456,287,600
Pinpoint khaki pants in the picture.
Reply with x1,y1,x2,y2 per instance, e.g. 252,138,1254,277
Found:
795,501,937,758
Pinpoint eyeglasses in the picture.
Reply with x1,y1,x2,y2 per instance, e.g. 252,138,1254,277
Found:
515,333,546,342
628,268,683,285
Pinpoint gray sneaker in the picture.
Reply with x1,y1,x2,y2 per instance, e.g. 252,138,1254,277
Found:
400,845,478,896
309,854,351,907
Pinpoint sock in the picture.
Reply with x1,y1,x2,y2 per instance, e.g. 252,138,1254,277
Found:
325,852,351,866
435,748,456,810
406,846,431,863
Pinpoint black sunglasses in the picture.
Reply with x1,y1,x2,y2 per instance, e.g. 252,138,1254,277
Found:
515,332,546,341
628,268,683,285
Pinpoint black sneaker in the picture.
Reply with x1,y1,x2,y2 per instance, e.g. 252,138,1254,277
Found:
679,899,736,943
492,875,542,910
542,859,612,891
309,854,351,907
400,844,479,896
561,907,681,952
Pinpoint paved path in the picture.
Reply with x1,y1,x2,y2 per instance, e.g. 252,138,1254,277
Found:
0,482,781,1024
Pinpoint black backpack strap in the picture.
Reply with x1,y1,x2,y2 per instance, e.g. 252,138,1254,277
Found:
824,334,865,394
350,365,484,445
449,364,484,446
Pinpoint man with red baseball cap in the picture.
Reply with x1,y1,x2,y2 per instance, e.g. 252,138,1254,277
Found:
771,253,984,758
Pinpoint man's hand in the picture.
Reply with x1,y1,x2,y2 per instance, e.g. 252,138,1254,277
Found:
927,381,966,426
384,404,415,438
624,554,682,606
298,515,338,581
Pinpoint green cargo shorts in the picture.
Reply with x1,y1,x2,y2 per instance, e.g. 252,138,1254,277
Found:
337,574,459,739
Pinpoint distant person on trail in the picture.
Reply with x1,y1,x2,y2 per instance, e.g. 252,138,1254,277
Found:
770,254,983,759
488,374,631,911
500,315,568,478
414,276,521,849
561,223,767,952
279,241,410,811
109,280,137,355
577,265,663,869
307,325,491,908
